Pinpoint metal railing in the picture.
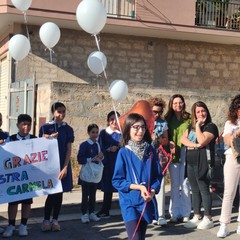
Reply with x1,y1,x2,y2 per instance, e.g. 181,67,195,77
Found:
100,0,135,18
195,0,240,30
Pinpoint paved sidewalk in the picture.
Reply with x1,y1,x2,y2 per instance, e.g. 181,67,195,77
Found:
0,184,222,225
1,185,239,240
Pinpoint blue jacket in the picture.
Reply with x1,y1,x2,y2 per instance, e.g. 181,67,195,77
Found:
112,144,162,224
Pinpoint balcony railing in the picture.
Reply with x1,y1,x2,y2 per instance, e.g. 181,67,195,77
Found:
100,0,135,18
195,0,240,30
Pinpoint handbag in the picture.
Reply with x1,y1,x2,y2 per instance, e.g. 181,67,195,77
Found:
80,160,104,183
231,136,240,163
79,142,104,183
207,134,224,180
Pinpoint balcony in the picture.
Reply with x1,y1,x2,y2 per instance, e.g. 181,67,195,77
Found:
195,0,240,30
100,0,135,18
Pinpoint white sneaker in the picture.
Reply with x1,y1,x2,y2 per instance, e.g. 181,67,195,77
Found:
81,213,90,223
3,225,15,238
184,216,201,229
89,213,100,222
158,217,167,226
217,223,229,238
152,220,158,225
18,224,28,236
197,217,214,230
236,225,240,234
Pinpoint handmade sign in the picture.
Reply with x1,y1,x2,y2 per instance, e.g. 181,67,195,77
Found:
0,138,62,203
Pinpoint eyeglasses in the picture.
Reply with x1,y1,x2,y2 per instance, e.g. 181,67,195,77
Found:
131,125,146,131
153,110,163,115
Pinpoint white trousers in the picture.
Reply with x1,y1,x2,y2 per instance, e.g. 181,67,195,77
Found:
155,175,166,218
219,154,240,224
168,151,191,218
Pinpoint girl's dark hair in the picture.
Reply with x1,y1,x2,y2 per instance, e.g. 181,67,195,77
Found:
107,111,120,121
191,101,212,129
87,124,99,133
165,94,190,121
51,102,66,114
121,113,152,146
228,94,240,124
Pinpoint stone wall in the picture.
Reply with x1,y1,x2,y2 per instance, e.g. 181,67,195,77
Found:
13,25,240,156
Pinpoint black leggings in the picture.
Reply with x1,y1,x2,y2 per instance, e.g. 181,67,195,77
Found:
44,192,63,220
125,220,148,240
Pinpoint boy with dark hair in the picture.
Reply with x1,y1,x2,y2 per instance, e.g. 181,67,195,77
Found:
2,114,36,237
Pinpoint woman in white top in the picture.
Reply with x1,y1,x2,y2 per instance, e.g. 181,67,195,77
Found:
217,94,240,238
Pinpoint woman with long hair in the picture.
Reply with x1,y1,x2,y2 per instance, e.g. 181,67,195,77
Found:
217,95,240,238
165,94,191,223
181,101,218,230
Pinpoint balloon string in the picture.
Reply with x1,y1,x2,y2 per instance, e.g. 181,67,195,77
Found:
94,34,109,80
23,11,31,50
93,34,122,132
45,48,55,63
96,76,101,117
93,34,118,128
94,34,101,51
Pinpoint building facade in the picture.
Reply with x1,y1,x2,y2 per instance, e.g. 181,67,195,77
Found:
0,0,240,156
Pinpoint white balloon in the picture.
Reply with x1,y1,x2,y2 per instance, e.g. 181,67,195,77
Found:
39,22,61,49
109,80,128,102
11,0,32,11
76,0,107,34
87,51,107,75
9,34,30,61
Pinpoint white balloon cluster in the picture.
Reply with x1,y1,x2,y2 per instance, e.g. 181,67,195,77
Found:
9,0,129,102
76,0,128,102
9,0,61,62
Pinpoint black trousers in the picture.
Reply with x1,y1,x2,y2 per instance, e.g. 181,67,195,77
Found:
187,163,212,216
81,183,97,214
101,192,113,214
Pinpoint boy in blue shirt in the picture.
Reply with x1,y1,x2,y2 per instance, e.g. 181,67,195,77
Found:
2,114,36,237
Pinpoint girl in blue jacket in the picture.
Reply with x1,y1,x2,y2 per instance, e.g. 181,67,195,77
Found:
112,113,162,240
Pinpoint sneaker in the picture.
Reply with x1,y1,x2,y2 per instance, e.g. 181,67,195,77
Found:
152,220,158,225
89,213,100,222
81,214,90,223
18,224,28,236
197,217,214,230
237,225,240,234
158,217,167,226
3,225,15,238
184,216,202,229
96,211,110,219
183,217,190,223
169,217,178,223
51,219,61,232
0,227,4,234
41,220,51,232
217,223,229,238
